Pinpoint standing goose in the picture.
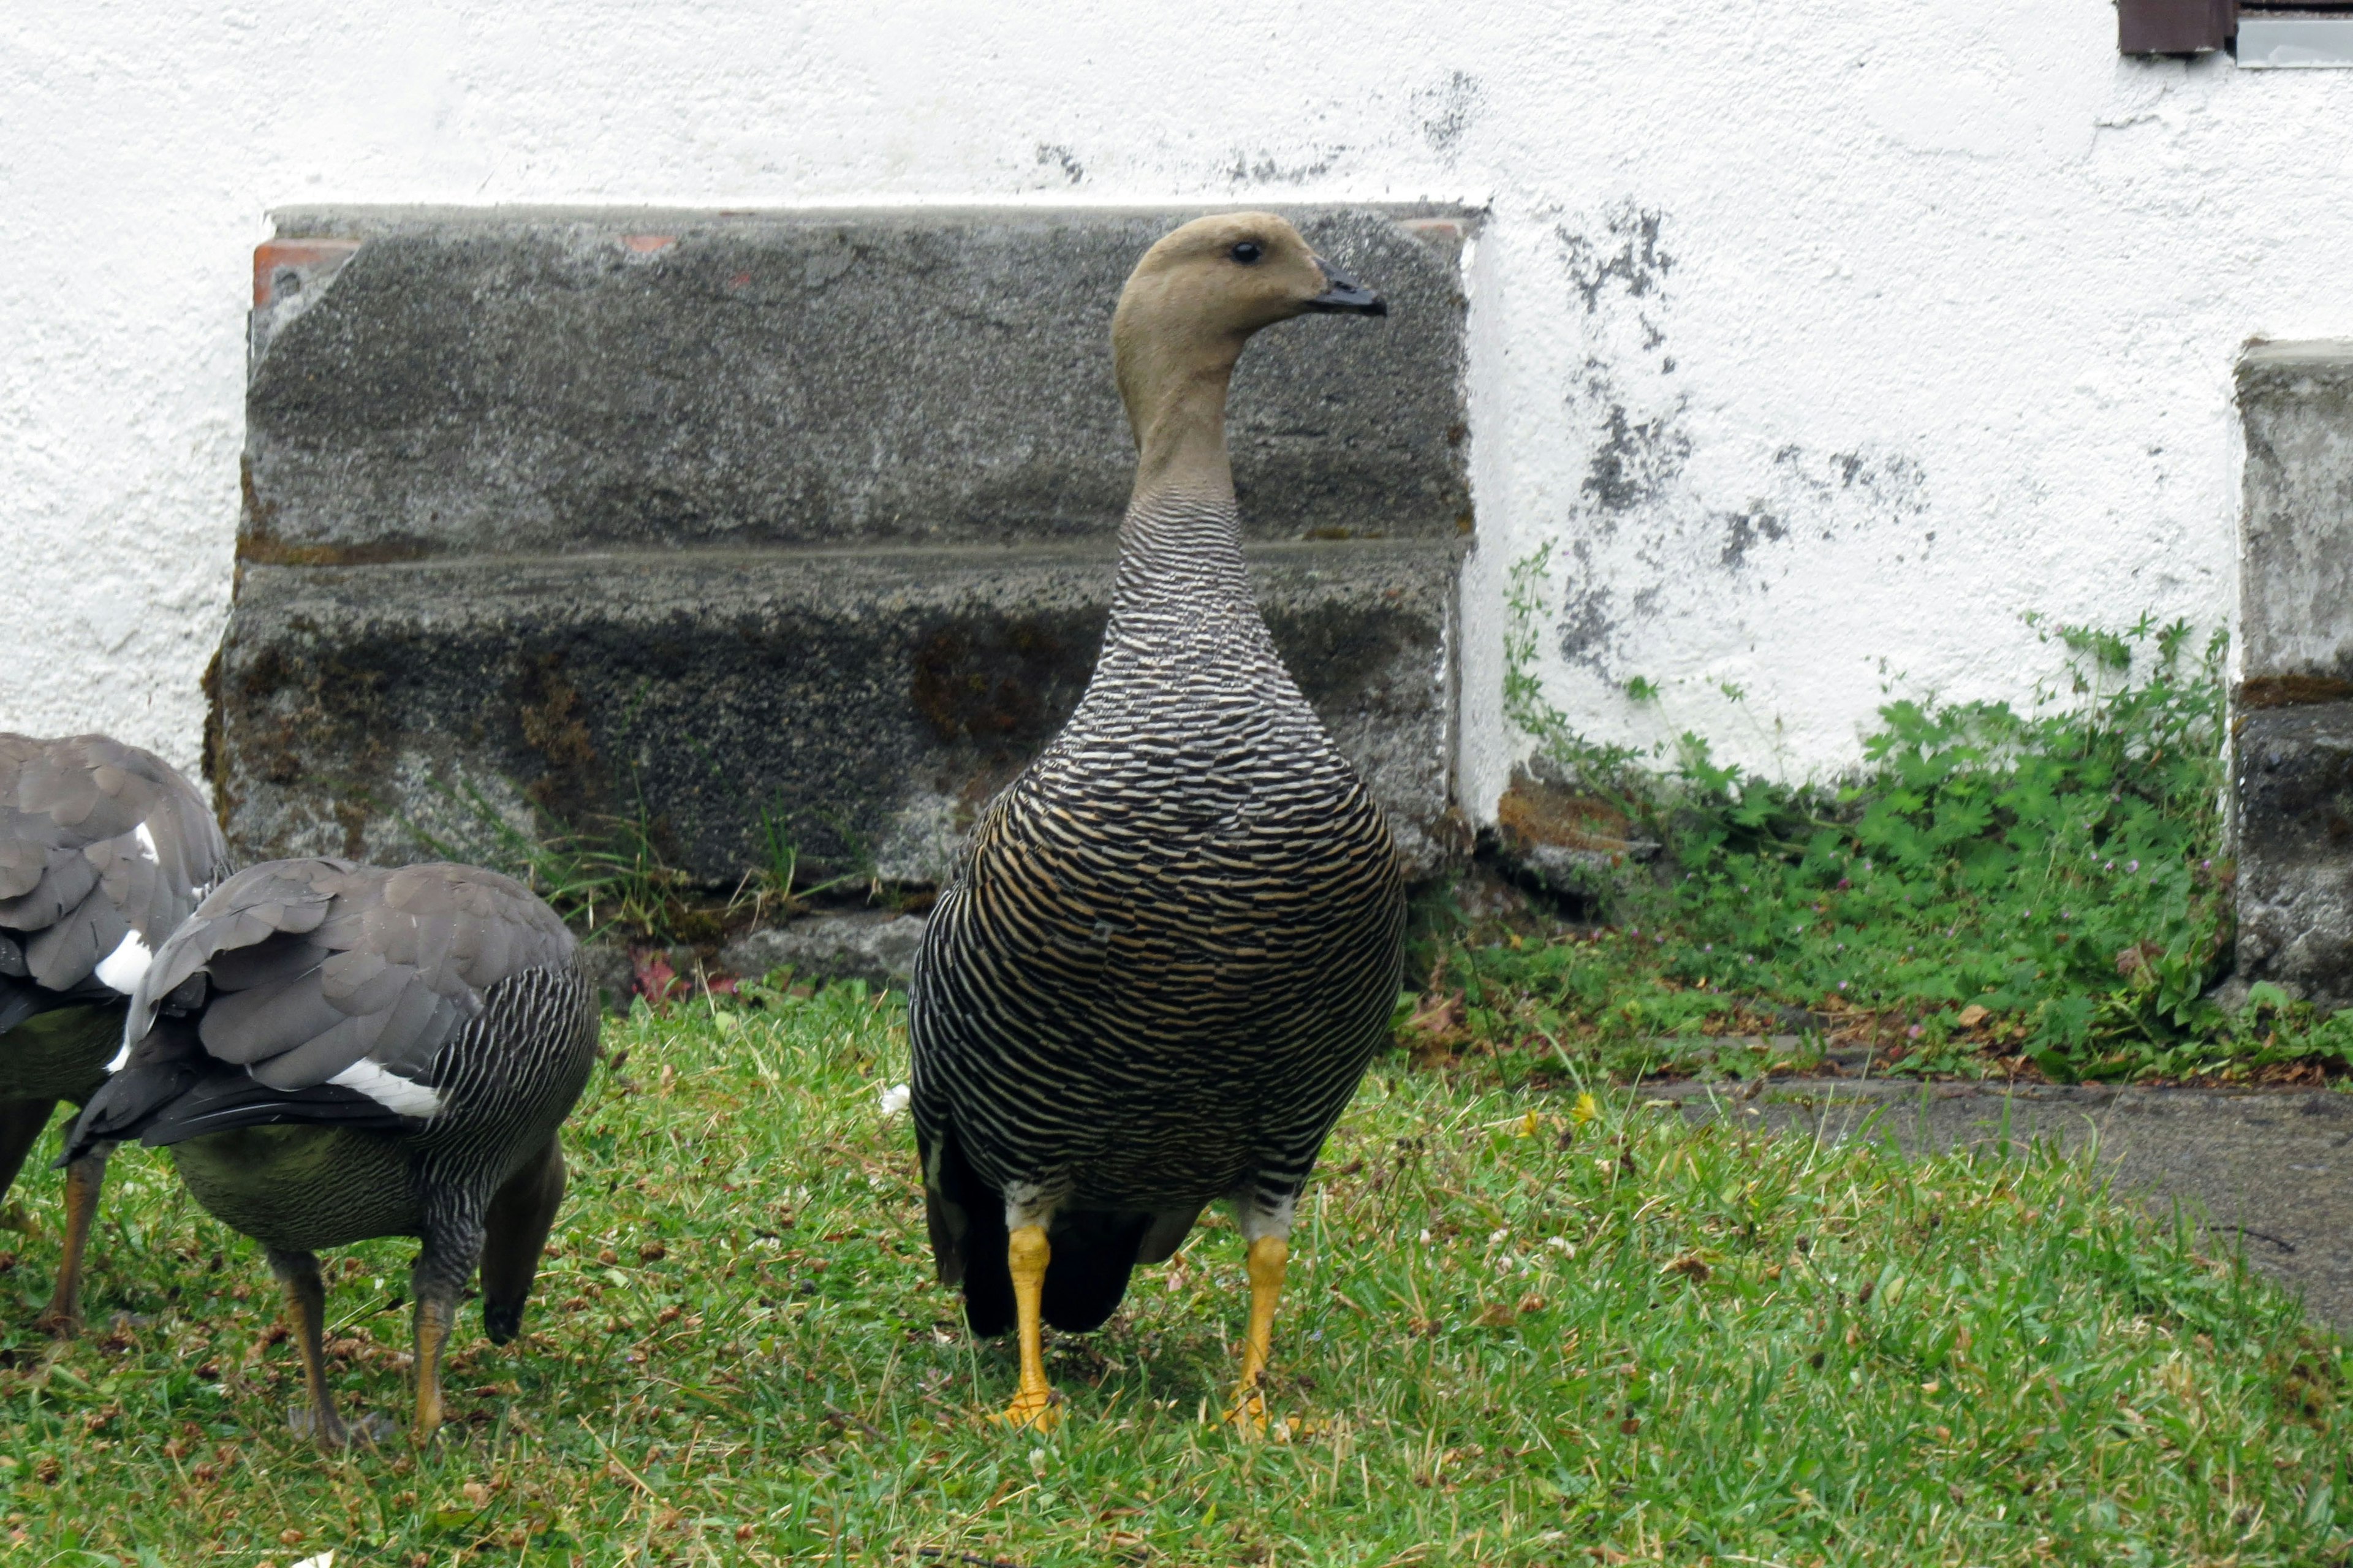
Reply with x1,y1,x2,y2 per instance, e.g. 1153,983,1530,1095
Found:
0,733,229,1331
65,858,597,1446
909,212,1406,1432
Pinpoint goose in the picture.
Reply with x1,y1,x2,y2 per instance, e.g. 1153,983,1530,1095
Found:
65,857,597,1446
0,733,228,1331
908,212,1406,1433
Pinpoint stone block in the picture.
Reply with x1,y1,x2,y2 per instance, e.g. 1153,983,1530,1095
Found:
215,205,1476,884
2234,341,2353,1002
2232,703,2353,1007
718,911,930,991
2239,341,2353,695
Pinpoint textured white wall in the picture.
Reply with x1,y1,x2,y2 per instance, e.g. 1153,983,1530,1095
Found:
4,2,2350,816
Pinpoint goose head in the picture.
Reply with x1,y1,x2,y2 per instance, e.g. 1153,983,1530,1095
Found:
1112,212,1385,466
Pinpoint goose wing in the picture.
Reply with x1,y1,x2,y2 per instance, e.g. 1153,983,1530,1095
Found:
0,733,230,1030
69,859,576,1153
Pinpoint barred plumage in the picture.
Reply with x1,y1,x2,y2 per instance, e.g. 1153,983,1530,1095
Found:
0,732,229,1331
66,858,597,1446
907,212,1404,1430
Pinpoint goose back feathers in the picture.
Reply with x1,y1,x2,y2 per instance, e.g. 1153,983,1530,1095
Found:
0,733,229,1050
73,858,591,1156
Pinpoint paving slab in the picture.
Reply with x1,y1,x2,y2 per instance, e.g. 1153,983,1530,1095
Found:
1646,1075,2353,1334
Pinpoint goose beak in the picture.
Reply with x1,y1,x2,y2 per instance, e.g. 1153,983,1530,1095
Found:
1305,258,1385,316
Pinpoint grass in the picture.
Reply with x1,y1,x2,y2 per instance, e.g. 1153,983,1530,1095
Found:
0,983,2346,1565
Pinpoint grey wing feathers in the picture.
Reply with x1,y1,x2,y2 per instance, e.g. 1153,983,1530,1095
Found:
129,859,577,1094
0,733,231,996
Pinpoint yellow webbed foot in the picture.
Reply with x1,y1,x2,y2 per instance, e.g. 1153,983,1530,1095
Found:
993,1386,1062,1431
1224,1386,1268,1436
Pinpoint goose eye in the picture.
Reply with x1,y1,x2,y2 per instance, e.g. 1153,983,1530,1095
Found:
1229,241,1263,265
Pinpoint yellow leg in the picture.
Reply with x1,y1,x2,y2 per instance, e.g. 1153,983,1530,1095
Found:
413,1297,452,1443
1226,1234,1289,1433
992,1224,1059,1431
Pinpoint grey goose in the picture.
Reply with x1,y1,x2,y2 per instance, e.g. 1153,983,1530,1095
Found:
0,733,228,1331
908,213,1406,1433
66,858,597,1446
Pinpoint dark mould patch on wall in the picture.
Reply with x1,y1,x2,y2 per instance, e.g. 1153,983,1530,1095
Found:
1225,149,1345,185
1555,542,1618,674
1559,203,1675,315
1718,507,1789,569
1034,144,1086,186
1774,444,1927,516
1583,400,1692,515
1419,71,1480,157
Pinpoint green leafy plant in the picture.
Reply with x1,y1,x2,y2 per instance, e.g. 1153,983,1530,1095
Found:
1466,582,2353,1083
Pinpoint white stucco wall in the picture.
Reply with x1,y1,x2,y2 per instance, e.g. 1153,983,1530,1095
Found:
4,2,2350,816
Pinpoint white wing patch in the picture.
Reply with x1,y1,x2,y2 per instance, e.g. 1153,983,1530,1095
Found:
132,822,161,863
104,1037,133,1074
94,929,153,994
328,1059,445,1117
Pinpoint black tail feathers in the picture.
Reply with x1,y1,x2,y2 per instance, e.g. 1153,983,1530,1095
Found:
931,1123,1148,1338
61,1015,202,1163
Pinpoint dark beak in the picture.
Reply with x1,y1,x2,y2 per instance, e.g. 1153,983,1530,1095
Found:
1305,257,1386,316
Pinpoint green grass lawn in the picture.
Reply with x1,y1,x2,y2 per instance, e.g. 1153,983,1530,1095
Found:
1,981,2346,1566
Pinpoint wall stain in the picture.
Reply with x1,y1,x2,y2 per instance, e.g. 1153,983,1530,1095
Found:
1583,400,1692,514
1559,203,1675,314
1224,148,1345,185
1718,506,1789,569
1034,143,1085,185
1419,71,1480,157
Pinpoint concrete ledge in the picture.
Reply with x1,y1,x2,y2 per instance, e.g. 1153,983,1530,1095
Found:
214,539,1461,883
2239,341,2353,689
246,204,1472,558
2234,702,2353,1006
2234,342,2353,1004
219,205,1478,885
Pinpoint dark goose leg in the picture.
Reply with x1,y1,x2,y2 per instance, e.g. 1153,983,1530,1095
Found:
269,1249,352,1449
480,1136,567,1344
0,1098,56,1194
32,1150,107,1335
412,1191,491,1441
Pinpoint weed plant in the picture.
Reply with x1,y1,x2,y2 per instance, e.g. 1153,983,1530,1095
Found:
2,989,2346,1564
1476,577,2353,1085
412,781,876,950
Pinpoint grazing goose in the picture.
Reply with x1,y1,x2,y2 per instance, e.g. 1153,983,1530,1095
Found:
909,212,1406,1433
0,733,228,1331
65,858,596,1446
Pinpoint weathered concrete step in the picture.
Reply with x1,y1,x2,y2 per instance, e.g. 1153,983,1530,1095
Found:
215,538,1460,884
220,203,1477,887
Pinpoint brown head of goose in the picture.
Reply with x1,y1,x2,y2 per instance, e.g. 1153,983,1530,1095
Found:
66,857,597,1447
0,733,228,1331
